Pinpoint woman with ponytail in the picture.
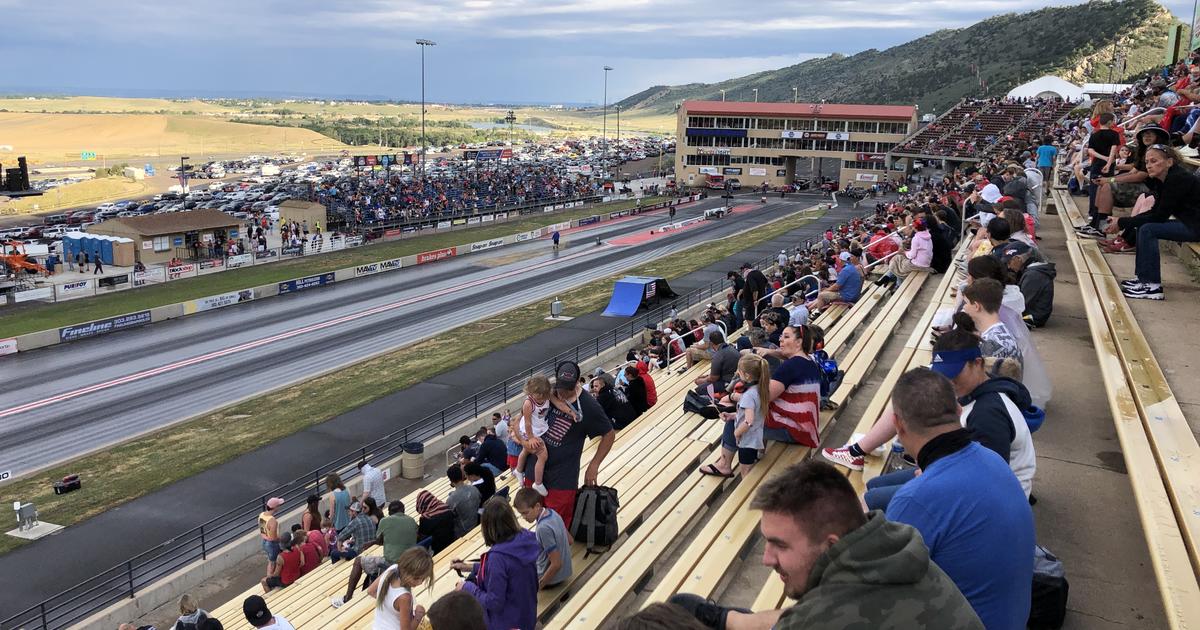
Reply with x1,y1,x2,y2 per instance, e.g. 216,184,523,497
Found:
699,353,771,478
368,547,434,630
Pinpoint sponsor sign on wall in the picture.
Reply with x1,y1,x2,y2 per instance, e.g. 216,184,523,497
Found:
256,249,279,260
97,274,131,290
168,263,196,280
469,238,505,253
384,228,403,238
60,310,152,342
355,258,403,277
14,287,54,302
451,218,467,226
437,221,452,230
494,212,507,220
549,221,571,232
722,167,743,176
199,258,225,271
142,240,153,250
188,290,254,313
226,253,253,269
281,245,303,257
696,148,732,155
480,214,495,223
609,210,628,219
417,247,457,265
278,272,335,295
0,338,16,356
856,153,887,162
748,167,767,176
467,216,481,225
698,167,719,175
855,173,881,183
344,235,364,247
578,215,601,226
57,280,93,300
134,267,166,286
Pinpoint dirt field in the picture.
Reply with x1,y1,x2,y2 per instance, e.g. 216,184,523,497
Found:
0,112,349,163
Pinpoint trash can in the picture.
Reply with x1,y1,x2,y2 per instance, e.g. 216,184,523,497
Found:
401,442,425,480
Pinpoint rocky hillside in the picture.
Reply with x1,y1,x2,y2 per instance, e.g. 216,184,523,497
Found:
618,0,1177,115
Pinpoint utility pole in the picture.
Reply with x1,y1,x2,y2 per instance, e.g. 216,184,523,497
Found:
603,65,613,168
416,39,436,179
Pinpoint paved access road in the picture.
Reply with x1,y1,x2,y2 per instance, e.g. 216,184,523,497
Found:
0,195,831,478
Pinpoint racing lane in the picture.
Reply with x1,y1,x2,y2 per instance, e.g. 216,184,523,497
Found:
0,197,826,477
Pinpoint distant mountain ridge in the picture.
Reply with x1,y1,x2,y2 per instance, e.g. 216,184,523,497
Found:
618,0,1176,115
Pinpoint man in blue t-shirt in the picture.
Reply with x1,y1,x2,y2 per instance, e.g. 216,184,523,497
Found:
887,367,1034,630
806,249,863,314
1036,139,1058,184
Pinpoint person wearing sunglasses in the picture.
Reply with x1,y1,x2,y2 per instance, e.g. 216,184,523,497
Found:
1105,144,1200,300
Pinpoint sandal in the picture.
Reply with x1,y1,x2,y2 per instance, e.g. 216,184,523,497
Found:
699,464,734,478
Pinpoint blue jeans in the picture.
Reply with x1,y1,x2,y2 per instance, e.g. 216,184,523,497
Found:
1134,221,1200,284
481,463,502,477
863,468,917,511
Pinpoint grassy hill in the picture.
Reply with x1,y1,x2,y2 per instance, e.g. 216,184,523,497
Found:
617,0,1176,116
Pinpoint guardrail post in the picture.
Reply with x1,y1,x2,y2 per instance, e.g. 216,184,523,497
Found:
200,525,207,560
40,602,48,628
126,561,135,598
441,410,446,434
473,395,478,419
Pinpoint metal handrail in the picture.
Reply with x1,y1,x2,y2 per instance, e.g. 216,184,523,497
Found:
663,318,729,368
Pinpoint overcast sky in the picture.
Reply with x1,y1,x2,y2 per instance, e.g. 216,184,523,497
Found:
3,0,1193,103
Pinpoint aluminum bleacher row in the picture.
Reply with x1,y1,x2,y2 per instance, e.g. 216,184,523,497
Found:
205,251,931,628
1046,180,1200,628
896,100,1075,161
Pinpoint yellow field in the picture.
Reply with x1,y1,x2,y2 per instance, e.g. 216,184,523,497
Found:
0,176,149,216
0,96,236,115
0,112,349,163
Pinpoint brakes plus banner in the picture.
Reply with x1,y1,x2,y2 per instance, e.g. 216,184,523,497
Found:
417,247,456,265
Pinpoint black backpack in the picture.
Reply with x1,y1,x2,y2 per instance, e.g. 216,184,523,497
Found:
1028,545,1069,629
682,390,721,419
570,485,619,555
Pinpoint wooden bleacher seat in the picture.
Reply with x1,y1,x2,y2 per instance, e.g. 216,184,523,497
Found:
545,275,925,627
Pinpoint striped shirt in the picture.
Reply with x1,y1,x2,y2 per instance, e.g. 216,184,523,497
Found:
766,355,823,447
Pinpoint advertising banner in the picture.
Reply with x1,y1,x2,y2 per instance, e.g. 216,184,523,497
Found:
226,253,253,269
855,173,881,183
187,290,254,314
168,263,196,280
256,249,279,260
437,221,452,230
578,215,601,226
417,247,457,265
722,167,743,176
402,225,418,233
856,153,887,162
469,238,505,253
480,214,495,223
698,167,719,175
57,280,93,300
467,216,481,225
383,228,403,238
355,257,404,277
14,287,54,302
344,235,364,248
278,272,335,295
0,338,16,356
134,267,166,286
749,167,767,176
59,310,152,342
494,212,507,220
451,218,467,226
199,258,225,271
97,274,131,290
281,245,304,257
549,221,571,232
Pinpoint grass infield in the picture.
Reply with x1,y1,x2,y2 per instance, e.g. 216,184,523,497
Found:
0,205,822,557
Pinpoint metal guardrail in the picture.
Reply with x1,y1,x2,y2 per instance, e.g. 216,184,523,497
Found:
0,235,800,630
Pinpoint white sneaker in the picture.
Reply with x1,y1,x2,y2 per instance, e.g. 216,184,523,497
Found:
532,482,549,497
515,471,526,486
331,595,347,609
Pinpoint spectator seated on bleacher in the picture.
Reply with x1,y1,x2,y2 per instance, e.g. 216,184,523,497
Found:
753,326,822,448
330,499,378,563
766,293,792,330
414,490,457,554
260,531,305,593
287,524,321,577
450,498,540,630
242,594,294,630
591,372,637,430
787,293,809,328
616,603,709,629
364,548,434,630
446,465,482,538
1092,125,1168,252
170,593,220,630
621,364,652,417
465,461,499,506
698,354,770,479
806,250,863,314
877,220,932,289
682,314,722,370
331,499,419,609
882,367,1034,629
513,487,573,590
691,331,740,395
519,361,616,530
1105,144,1200,301
471,427,508,477
668,461,983,630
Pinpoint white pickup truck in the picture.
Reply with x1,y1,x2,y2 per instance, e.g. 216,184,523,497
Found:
703,208,727,220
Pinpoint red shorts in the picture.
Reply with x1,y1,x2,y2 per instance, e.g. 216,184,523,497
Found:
523,479,577,531
506,455,519,470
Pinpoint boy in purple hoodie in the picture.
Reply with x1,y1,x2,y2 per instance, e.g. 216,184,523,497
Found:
451,498,541,630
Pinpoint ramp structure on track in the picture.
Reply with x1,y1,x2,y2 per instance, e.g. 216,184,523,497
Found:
601,276,678,317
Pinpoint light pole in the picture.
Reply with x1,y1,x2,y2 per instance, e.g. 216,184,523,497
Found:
504,109,516,165
792,87,798,103
616,105,621,153
416,39,436,179
603,65,613,167
752,88,758,102
720,89,726,101
179,155,189,193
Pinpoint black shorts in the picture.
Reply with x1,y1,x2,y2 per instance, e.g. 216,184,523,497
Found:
264,576,288,589
736,447,760,466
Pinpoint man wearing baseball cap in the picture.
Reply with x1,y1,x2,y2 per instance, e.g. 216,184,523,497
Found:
520,361,615,530
243,594,295,629
257,497,284,579
806,249,862,314
330,499,377,563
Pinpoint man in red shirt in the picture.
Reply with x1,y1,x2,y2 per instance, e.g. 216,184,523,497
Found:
260,531,305,592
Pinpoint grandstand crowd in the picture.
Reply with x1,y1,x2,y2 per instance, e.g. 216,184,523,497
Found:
114,47,1200,630
313,164,604,228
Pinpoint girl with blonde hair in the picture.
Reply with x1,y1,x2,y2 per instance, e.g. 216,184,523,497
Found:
369,547,434,630
699,353,771,478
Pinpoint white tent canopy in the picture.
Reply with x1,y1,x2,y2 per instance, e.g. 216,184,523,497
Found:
1006,75,1084,102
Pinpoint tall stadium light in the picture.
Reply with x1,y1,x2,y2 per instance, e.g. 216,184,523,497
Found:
603,65,613,166
720,89,726,101
179,156,190,192
753,88,759,103
416,39,437,178
792,86,798,103
505,109,517,162
616,105,621,151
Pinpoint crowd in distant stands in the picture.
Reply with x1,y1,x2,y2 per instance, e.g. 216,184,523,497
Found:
898,96,1077,160
313,164,603,227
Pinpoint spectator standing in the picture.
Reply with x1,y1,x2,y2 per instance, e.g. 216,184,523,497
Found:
1036,137,1058,182
669,461,983,629
326,473,352,531
332,500,419,608
415,490,457,554
359,459,387,506
302,495,322,532
447,465,481,538
493,411,522,475
741,263,769,321
886,368,1035,628
243,595,295,630
452,499,540,630
521,362,615,530
515,374,577,496
257,497,284,578
513,487,574,590
366,548,434,630
93,254,104,275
